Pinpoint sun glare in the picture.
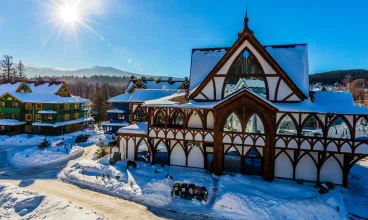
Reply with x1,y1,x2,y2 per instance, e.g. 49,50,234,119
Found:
60,5,78,22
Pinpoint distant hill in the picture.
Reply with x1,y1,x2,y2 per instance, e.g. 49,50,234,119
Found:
310,69,368,85
24,64,144,78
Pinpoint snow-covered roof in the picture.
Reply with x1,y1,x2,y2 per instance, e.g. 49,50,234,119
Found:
0,82,22,94
38,110,58,114
107,109,126,114
107,92,132,103
144,89,368,115
189,44,309,95
190,48,227,91
27,82,63,93
275,91,368,115
144,91,187,106
0,119,26,126
101,121,130,127
32,117,87,127
265,44,309,96
126,79,186,92
117,122,148,135
108,89,184,103
8,92,87,104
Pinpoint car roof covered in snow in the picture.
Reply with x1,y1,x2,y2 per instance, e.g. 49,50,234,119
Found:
189,44,309,95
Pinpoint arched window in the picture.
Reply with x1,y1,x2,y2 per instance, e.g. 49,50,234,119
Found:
136,141,149,162
230,49,263,74
224,77,266,98
245,114,264,134
355,117,368,140
301,115,323,137
155,142,168,165
154,111,166,127
224,146,241,173
328,117,351,139
134,106,146,121
224,48,267,98
171,111,184,128
277,115,297,136
223,113,242,132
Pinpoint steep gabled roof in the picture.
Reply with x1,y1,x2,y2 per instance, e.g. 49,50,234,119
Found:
189,27,309,100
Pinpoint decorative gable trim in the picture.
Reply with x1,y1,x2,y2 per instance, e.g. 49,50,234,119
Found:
16,81,32,93
56,82,71,97
189,29,307,101
127,80,147,93
0,92,23,103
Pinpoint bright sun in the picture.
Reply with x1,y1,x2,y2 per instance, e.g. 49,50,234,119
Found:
60,5,78,22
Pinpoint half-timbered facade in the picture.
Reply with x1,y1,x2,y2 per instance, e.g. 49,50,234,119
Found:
117,15,368,187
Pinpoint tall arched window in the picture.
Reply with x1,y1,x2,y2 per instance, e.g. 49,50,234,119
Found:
154,111,166,127
223,113,242,132
355,117,368,140
171,111,184,128
155,142,168,165
224,146,241,173
277,115,297,136
328,117,351,139
230,49,263,74
134,106,146,121
245,114,264,134
136,141,149,162
302,115,323,137
224,48,267,98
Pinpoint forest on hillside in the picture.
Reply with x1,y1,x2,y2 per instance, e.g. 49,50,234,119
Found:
310,69,368,85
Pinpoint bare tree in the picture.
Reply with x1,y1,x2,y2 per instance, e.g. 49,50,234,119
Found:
16,60,26,80
350,79,366,105
1,55,15,81
342,74,351,91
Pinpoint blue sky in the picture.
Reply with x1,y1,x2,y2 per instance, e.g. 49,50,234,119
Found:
0,0,367,78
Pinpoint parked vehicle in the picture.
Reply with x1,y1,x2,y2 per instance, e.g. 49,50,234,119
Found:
75,134,90,143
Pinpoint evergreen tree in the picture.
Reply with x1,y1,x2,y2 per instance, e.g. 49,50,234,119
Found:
1,55,15,81
16,60,26,80
92,93,107,124
37,137,51,150
95,139,109,159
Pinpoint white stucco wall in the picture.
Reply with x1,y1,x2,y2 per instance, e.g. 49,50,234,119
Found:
188,112,203,129
206,111,214,129
170,145,186,166
188,147,204,168
128,138,135,160
295,155,317,181
320,156,343,185
275,152,293,179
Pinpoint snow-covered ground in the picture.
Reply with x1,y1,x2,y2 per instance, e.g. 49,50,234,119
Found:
58,155,364,219
0,183,104,219
10,145,84,168
1,128,113,169
0,129,111,148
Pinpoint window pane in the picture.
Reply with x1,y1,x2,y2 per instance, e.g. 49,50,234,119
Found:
277,115,297,135
224,113,242,132
230,49,263,74
328,117,351,139
356,117,368,140
246,114,264,134
224,77,266,98
302,116,323,137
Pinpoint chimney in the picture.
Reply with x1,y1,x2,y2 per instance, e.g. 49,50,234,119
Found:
185,77,188,81
141,76,146,82
168,77,173,84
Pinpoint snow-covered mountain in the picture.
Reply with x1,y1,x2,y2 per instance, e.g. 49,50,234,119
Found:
24,64,143,78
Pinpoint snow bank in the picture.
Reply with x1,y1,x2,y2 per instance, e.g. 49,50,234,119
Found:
213,175,346,219
10,145,84,168
0,183,104,219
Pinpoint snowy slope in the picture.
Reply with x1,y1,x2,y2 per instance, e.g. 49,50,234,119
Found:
0,183,104,219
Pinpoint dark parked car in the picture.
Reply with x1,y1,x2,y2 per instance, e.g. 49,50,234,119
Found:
75,134,90,143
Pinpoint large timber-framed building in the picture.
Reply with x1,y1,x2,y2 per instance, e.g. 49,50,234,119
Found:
116,15,368,187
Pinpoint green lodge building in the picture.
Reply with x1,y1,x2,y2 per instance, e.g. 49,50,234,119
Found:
0,80,89,135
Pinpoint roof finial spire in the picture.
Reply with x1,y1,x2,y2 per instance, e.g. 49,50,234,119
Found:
244,5,249,27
